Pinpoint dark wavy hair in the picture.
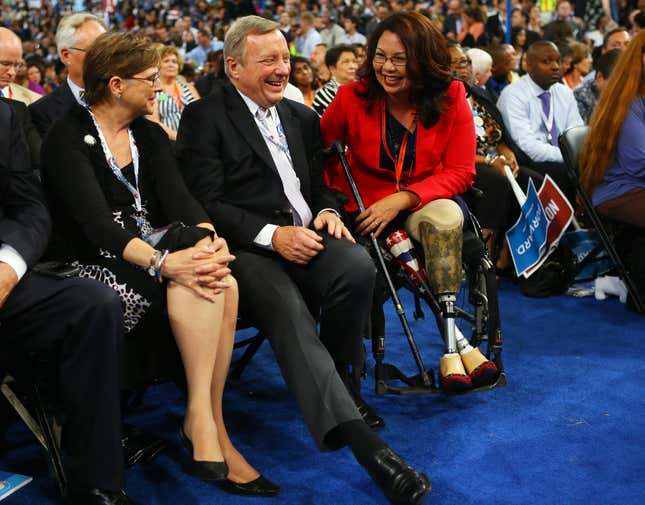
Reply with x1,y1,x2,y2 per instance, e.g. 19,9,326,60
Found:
356,11,452,128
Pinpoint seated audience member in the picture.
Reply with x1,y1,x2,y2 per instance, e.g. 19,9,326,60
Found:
342,15,367,45
563,41,592,89
0,28,42,105
321,13,498,393
23,58,47,96
1,96,41,172
294,12,322,59
497,40,584,197
354,43,367,66
149,45,200,141
176,16,431,505
289,55,318,108
40,32,278,498
511,26,528,71
194,49,226,97
459,6,489,47
466,47,493,88
0,100,133,505
29,12,106,138
319,12,347,48
582,27,631,84
185,28,224,69
580,29,645,229
574,48,621,123
486,43,518,99
312,44,358,116
443,0,466,40
310,42,331,84
450,43,544,270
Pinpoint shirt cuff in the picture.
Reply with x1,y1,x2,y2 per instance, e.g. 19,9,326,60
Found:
253,224,279,250
316,208,341,219
0,244,28,281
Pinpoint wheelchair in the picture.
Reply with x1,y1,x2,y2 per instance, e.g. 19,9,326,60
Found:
326,142,506,397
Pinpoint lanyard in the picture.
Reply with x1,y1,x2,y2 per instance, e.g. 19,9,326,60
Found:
380,104,417,191
256,108,293,164
86,108,144,231
538,92,555,142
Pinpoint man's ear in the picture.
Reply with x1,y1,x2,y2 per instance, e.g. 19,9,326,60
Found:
60,48,72,66
226,56,239,80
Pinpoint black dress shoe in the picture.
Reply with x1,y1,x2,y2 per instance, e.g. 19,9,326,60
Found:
219,475,281,497
366,447,431,505
179,426,228,481
122,423,167,467
65,488,141,505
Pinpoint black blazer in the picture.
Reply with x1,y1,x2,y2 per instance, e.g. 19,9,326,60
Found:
468,83,532,168
1,97,41,173
29,80,76,139
175,82,340,251
0,101,51,267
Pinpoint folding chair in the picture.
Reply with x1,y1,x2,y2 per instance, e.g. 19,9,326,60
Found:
559,126,645,312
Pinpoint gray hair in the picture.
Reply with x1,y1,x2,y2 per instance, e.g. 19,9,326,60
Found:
224,16,280,66
466,48,493,76
55,12,106,58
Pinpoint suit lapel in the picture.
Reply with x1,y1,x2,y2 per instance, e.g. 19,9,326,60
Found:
224,85,278,173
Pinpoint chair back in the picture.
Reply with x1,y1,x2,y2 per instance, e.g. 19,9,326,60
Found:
558,125,589,181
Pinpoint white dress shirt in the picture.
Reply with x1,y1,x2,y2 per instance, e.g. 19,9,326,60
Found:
67,76,85,105
497,74,583,163
0,244,27,281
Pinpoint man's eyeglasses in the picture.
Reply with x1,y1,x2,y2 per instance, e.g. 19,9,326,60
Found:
68,47,87,52
0,60,27,70
373,53,408,67
128,72,161,86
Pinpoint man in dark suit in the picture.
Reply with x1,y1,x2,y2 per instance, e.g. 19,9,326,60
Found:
0,101,139,505
29,12,105,138
176,16,430,505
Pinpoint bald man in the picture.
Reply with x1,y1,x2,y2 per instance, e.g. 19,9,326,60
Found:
497,41,583,196
0,27,42,105
29,12,105,138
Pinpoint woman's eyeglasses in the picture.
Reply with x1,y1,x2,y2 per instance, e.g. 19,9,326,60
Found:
128,72,161,86
373,53,408,67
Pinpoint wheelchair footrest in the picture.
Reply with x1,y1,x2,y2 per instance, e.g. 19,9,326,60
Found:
374,362,507,396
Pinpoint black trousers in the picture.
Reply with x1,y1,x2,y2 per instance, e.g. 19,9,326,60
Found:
231,233,376,451
0,273,124,492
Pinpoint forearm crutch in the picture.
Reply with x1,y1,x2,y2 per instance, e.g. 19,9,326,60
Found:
328,141,432,388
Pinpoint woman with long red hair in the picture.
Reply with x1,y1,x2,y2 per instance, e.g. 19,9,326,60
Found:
580,29,645,229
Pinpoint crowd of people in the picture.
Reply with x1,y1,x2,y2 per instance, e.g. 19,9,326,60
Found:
1,1,644,505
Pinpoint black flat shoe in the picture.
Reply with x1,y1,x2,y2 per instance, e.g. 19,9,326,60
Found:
122,422,167,467
339,367,385,431
179,426,228,481
366,447,431,505
219,475,281,497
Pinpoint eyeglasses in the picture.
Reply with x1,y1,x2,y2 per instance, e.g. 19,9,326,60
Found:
0,60,27,70
373,53,407,67
128,72,161,86
68,47,87,52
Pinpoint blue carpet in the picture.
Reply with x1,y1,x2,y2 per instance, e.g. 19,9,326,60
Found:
2,279,645,504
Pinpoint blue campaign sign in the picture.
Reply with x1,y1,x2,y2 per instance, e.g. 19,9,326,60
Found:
506,179,549,277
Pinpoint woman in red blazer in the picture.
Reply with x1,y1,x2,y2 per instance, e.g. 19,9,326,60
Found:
321,12,497,393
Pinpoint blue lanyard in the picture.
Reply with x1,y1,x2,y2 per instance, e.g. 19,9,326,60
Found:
256,108,292,163
87,108,144,231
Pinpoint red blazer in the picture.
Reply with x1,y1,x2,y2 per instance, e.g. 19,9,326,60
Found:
321,79,476,212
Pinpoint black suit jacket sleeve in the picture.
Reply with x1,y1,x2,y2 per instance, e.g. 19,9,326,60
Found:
0,101,51,267
0,98,41,174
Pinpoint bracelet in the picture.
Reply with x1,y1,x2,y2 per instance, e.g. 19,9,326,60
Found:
156,249,169,283
147,250,161,277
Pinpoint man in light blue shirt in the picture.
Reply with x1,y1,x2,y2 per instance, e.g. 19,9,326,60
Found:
497,40,583,196
185,28,224,68
294,13,322,58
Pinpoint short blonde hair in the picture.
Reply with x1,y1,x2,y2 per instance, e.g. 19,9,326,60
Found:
158,45,184,73
83,32,160,106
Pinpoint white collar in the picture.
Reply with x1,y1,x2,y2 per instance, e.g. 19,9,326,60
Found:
235,87,279,119
67,76,85,105
525,74,552,97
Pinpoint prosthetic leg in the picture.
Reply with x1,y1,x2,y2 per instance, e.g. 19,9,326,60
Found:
418,221,497,392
